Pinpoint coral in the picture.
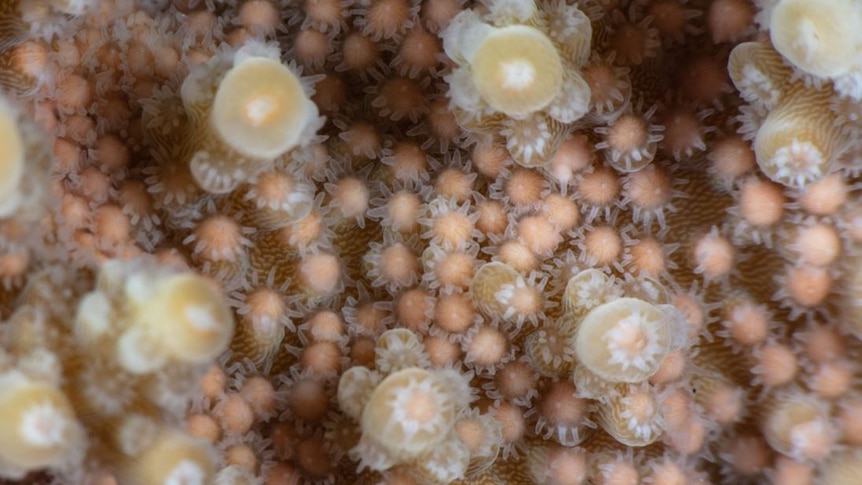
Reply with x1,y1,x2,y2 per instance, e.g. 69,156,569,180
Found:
0,370,84,478
767,0,862,85
728,40,851,188
0,96,49,220
2,0,862,484
145,41,325,194
440,0,592,167
0,258,234,482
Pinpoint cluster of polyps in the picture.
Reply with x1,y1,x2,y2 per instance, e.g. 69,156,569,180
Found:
766,0,862,99
728,40,852,190
85,260,235,373
75,260,234,483
338,328,502,482
0,257,235,483
439,0,592,168
561,269,692,448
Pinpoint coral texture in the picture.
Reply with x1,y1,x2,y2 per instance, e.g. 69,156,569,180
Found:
1,0,862,484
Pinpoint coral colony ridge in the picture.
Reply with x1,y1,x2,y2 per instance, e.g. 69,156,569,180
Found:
2,0,862,483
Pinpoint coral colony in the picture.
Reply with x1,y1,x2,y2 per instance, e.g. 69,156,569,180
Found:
3,0,862,483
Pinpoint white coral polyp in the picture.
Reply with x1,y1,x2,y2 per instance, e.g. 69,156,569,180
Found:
562,269,623,318
618,387,661,440
494,277,536,319
573,297,673,383
337,366,381,421
388,382,444,437
769,0,862,79
374,328,430,373
446,67,483,112
210,56,318,160
767,139,827,187
116,326,169,374
503,113,555,167
0,373,81,473
602,310,663,373
441,10,490,64
547,73,591,124
485,0,537,24
20,402,70,448
544,0,592,65
737,65,781,110
471,25,563,118
360,368,456,461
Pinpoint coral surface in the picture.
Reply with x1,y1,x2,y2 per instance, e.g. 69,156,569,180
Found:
1,0,862,484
